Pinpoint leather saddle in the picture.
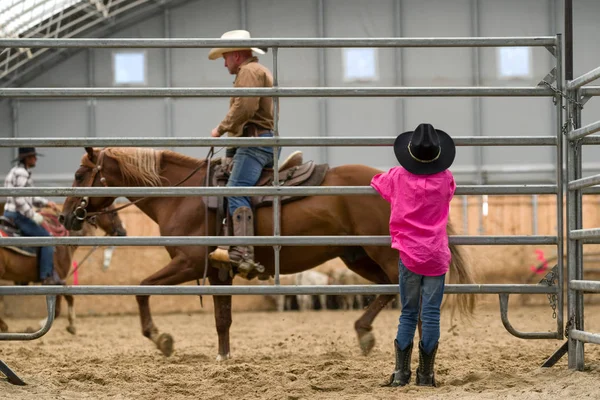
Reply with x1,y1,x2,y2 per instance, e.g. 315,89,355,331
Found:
0,216,38,257
203,151,330,211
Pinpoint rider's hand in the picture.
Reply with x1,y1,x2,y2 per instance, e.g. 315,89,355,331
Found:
211,127,221,138
47,201,59,211
32,212,44,225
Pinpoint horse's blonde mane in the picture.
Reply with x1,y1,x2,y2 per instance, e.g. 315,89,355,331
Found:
80,147,206,187
104,148,164,187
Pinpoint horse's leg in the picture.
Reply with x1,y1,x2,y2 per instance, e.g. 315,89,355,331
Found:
208,271,233,361
340,248,398,356
64,295,76,335
136,255,201,357
356,294,363,310
32,295,62,333
0,316,8,333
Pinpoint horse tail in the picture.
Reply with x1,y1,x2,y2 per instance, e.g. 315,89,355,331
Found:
443,220,477,320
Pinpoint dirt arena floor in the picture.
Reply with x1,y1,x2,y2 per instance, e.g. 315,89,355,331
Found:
1,302,599,399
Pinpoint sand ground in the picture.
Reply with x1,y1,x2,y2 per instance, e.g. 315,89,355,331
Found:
1,302,599,399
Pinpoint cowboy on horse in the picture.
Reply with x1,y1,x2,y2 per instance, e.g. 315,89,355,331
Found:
207,29,278,277
3,147,64,285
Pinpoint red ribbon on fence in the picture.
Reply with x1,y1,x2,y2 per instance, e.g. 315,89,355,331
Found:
530,249,549,274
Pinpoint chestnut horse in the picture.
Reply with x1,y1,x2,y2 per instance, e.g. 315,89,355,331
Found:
60,147,475,360
0,205,126,334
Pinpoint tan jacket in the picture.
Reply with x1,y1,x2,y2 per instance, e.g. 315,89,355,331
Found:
217,57,274,137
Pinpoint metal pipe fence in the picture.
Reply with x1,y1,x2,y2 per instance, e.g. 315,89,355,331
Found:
0,34,569,377
565,61,600,370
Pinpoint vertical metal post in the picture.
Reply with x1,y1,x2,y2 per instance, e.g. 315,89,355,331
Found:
87,49,96,137
554,34,564,340
164,8,173,146
393,0,406,133
532,195,539,235
272,47,281,285
10,99,19,160
574,88,585,370
462,195,469,234
240,0,248,30
317,0,328,164
566,81,577,370
471,0,485,234
564,0,573,81
548,0,558,171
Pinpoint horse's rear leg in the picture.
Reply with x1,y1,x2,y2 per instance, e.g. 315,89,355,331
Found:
0,316,8,333
340,248,398,356
64,295,76,335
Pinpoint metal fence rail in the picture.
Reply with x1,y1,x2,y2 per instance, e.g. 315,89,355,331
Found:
0,284,559,296
0,36,558,48
0,136,559,147
0,34,568,381
0,184,560,197
0,235,559,247
0,86,555,98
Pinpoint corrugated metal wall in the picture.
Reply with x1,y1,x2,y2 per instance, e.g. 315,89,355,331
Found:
1,0,600,187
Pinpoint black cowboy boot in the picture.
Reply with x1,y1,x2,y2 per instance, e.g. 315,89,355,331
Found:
384,339,412,387
416,341,438,387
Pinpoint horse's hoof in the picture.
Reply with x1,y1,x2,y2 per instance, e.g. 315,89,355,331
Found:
359,332,375,356
66,326,77,335
216,353,231,362
157,333,174,357
0,322,8,333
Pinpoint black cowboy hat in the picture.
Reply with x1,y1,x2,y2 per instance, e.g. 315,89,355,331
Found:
12,147,44,162
393,123,455,175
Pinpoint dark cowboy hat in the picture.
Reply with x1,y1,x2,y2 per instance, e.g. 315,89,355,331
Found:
394,123,455,175
12,147,44,162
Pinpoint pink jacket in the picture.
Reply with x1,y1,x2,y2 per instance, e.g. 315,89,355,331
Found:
371,166,456,276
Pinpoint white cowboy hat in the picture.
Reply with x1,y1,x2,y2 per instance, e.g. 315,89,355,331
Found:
208,30,266,60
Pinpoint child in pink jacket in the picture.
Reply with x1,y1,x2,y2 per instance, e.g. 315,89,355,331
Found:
371,123,456,387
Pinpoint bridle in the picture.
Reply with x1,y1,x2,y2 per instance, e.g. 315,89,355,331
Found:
68,146,217,307
73,149,110,222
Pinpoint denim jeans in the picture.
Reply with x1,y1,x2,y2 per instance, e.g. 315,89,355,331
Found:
396,258,446,354
4,210,55,280
226,132,279,216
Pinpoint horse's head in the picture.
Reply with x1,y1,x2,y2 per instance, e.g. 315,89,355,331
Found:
61,147,165,231
60,147,120,231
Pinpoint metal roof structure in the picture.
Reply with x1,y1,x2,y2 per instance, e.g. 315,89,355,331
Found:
0,0,191,88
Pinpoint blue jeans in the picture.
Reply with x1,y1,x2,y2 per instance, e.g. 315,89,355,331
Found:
4,210,55,280
396,259,445,354
227,132,278,216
